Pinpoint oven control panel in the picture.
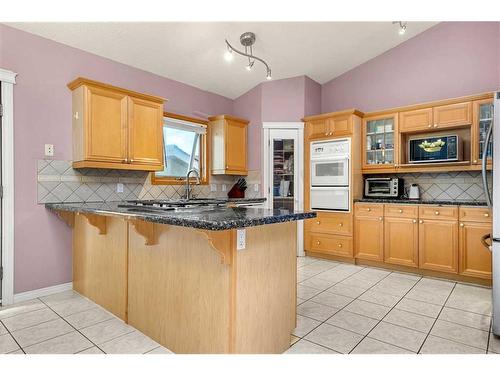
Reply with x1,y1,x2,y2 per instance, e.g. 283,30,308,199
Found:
311,139,350,158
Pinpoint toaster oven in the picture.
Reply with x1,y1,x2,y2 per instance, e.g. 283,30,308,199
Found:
364,178,404,198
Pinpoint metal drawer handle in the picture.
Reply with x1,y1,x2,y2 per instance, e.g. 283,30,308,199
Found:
481,233,492,252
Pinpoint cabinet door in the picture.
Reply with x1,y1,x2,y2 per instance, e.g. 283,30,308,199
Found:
354,216,384,261
308,120,330,139
128,97,163,167
362,114,398,170
85,86,128,163
225,119,247,174
328,115,352,136
459,222,492,279
399,108,433,133
384,217,419,267
471,99,493,165
419,219,458,273
433,102,472,130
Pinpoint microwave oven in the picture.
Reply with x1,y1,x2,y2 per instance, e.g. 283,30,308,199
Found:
365,178,404,198
408,135,462,163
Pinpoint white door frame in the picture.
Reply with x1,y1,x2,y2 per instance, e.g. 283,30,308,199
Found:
0,68,17,305
262,122,305,256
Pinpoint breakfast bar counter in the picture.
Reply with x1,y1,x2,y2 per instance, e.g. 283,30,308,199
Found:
47,201,315,354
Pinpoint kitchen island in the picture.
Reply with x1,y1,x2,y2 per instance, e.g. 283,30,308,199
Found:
46,201,315,354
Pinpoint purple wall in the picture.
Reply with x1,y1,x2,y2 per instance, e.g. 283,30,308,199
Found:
0,24,233,294
261,76,308,122
304,76,322,117
322,22,500,113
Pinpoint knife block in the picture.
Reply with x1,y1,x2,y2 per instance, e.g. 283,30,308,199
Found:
228,184,246,198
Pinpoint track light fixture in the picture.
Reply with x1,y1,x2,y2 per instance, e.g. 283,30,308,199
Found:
224,32,272,81
393,21,407,35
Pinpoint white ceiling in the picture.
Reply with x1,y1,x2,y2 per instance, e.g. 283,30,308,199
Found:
5,22,438,99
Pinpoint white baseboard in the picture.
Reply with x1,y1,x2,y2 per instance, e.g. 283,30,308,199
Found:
13,282,73,304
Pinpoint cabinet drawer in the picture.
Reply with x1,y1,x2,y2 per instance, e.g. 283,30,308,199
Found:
419,205,458,220
459,207,492,223
384,204,419,218
306,212,352,235
354,203,384,217
309,233,353,258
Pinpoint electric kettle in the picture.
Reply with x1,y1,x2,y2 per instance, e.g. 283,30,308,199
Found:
408,184,420,200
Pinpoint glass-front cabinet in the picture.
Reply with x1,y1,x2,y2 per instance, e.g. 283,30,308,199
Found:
472,99,493,165
362,113,399,170
272,138,295,211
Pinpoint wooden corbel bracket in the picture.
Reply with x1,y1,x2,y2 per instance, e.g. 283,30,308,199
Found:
129,219,158,246
54,210,75,228
197,230,233,266
80,213,107,235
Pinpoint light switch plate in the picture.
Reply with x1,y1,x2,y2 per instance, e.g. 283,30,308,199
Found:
210,184,217,192
44,144,54,157
237,229,246,250
116,183,124,193
222,184,227,192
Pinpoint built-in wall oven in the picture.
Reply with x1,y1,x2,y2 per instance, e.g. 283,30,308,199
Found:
310,139,350,211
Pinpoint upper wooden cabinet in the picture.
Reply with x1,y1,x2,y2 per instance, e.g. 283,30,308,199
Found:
69,78,165,171
399,102,471,133
304,109,363,140
209,115,249,176
362,113,398,170
471,99,493,165
399,108,433,133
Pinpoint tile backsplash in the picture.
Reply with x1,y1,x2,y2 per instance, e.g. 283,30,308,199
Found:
368,171,492,202
37,160,261,204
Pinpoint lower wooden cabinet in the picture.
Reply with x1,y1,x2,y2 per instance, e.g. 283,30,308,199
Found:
354,215,384,261
308,233,353,258
418,219,458,274
384,217,419,267
459,221,492,279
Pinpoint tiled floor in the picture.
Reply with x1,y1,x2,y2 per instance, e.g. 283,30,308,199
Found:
0,290,172,354
1,256,499,354
287,256,500,354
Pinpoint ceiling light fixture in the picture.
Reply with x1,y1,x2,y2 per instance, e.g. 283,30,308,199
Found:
224,32,272,80
393,21,407,35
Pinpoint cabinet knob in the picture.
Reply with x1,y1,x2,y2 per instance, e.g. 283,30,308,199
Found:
366,208,371,212
338,222,343,227
330,132,334,135
324,132,328,136
460,223,464,227
73,112,79,120
428,124,432,128
316,221,321,225
394,164,399,167
337,243,342,248
122,158,127,163
398,209,403,213
484,213,490,217
379,217,383,221
419,220,424,224
433,124,438,128
413,219,417,223
316,240,321,245
473,160,478,163
434,211,440,215
130,158,134,163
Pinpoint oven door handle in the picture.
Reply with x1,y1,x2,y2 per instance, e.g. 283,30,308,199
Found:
311,156,349,162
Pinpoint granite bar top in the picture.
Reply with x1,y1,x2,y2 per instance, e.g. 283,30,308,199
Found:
354,198,488,207
45,201,316,231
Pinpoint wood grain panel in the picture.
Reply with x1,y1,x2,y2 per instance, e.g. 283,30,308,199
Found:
305,211,352,236
399,108,433,133
419,205,458,220
459,206,492,223
433,102,472,128
459,222,492,279
354,202,384,217
419,219,458,274
384,204,419,218
354,215,383,261
384,216,419,267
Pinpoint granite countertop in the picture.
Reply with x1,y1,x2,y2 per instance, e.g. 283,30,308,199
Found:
45,201,316,231
354,198,488,207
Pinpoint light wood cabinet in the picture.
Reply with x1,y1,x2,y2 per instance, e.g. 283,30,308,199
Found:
305,211,352,236
305,110,361,140
471,99,493,165
69,77,164,171
308,233,353,258
362,113,398,170
354,215,384,261
307,119,329,139
209,115,248,175
399,108,433,133
418,218,458,274
433,102,472,129
327,115,352,136
384,216,419,267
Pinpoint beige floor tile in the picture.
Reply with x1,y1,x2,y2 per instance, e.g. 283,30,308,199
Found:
326,310,379,335
0,334,20,354
314,269,352,284
420,335,485,354
489,333,500,353
300,276,338,291
368,321,426,352
351,337,412,354
50,297,98,317
430,320,489,350
339,276,378,289
40,290,82,306
293,315,322,338
297,301,338,321
358,290,401,308
65,307,114,330
395,298,442,318
1,307,59,332
439,307,491,331
11,319,74,348
445,284,492,316
285,339,338,354
310,291,353,309
7,349,25,354
297,256,319,268
406,283,453,305
343,300,391,320
383,309,435,333
0,322,7,335
388,272,422,282
24,331,93,354
327,283,366,299
297,297,306,306
354,268,391,282
99,331,159,354
300,261,338,274
297,284,322,300
0,299,46,320
297,267,324,281
146,346,174,354
370,279,415,297
80,318,135,345
305,323,363,353
77,346,105,354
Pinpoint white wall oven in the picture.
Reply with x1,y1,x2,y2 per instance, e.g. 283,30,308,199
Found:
310,139,350,211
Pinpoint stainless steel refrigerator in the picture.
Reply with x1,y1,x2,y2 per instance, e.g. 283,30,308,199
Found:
484,91,499,336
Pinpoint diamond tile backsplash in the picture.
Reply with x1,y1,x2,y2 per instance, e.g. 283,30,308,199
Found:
368,171,492,202
37,160,262,204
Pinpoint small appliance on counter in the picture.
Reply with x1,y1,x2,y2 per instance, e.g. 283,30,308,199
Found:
408,134,463,163
364,177,404,198
408,184,420,200
228,178,247,198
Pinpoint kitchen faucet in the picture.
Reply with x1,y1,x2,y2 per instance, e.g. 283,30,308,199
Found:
185,168,200,200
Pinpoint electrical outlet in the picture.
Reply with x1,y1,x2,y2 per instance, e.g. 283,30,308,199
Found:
44,144,54,157
116,183,124,193
222,184,227,192
210,184,217,192
237,229,246,250
253,183,259,192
